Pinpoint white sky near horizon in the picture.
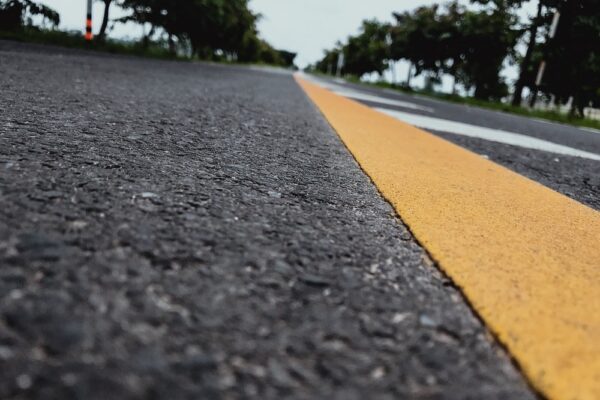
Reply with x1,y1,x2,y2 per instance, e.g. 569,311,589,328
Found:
38,0,538,92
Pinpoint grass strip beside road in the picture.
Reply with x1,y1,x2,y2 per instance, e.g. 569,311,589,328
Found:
296,76,600,400
0,28,184,60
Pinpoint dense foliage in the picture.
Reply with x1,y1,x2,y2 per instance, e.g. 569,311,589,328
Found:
313,0,599,112
0,0,59,30
0,0,296,68
541,0,600,115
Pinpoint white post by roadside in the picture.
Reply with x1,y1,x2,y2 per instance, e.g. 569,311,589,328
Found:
336,53,345,78
530,8,562,107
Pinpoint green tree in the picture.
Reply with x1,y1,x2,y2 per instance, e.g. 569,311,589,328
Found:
509,0,548,105
342,20,391,77
314,47,341,75
542,0,600,116
276,50,297,68
0,0,59,31
457,4,520,99
96,0,114,40
390,5,448,78
313,21,390,78
390,1,519,100
118,0,272,62
390,3,474,88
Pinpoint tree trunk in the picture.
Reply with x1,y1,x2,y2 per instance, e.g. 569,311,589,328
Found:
474,85,484,100
512,0,543,106
570,95,585,119
450,58,458,95
569,103,577,118
451,76,457,96
97,0,112,40
168,34,176,55
406,62,413,87
142,25,155,49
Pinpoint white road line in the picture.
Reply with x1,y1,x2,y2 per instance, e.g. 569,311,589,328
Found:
333,90,434,113
580,127,600,134
299,73,433,113
374,107,600,161
299,73,600,161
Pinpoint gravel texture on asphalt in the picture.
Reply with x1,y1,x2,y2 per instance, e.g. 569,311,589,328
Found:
0,41,536,400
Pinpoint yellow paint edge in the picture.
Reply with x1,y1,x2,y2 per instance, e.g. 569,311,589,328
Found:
295,76,600,400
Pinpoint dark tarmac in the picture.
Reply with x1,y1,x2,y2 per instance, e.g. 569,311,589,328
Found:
312,75,600,211
0,41,542,399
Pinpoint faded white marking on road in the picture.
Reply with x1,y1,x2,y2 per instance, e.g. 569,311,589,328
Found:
580,127,600,134
333,90,434,112
374,107,600,161
247,65,292,75
299,73,433,113
299,72,600,161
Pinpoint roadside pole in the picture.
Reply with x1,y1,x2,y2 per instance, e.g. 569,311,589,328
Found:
406,63,413,87
336,53,345,78
529,8,561,108
85,0,93,41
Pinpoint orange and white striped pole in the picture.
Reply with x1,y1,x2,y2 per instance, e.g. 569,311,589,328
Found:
85,0,93,41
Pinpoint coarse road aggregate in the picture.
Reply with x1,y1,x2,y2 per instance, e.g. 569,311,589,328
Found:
0,41,537,399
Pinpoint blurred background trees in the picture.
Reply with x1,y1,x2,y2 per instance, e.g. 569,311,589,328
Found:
312,0,599,115
0,0,59,30
540,0,600,116
0,0,297,68
1,0,598,114
342,20,391,77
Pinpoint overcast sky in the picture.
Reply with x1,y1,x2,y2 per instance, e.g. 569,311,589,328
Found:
250,0,446,67
41,1,450,65
40,0,537,90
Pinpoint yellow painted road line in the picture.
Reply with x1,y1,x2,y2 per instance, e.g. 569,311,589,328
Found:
296,76,600,400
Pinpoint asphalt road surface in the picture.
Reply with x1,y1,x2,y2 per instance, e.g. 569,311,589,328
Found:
0,40,577,399
308,75,600,211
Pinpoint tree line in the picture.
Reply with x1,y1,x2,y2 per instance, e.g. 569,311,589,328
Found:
0,0,297,68
312,0,599,116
